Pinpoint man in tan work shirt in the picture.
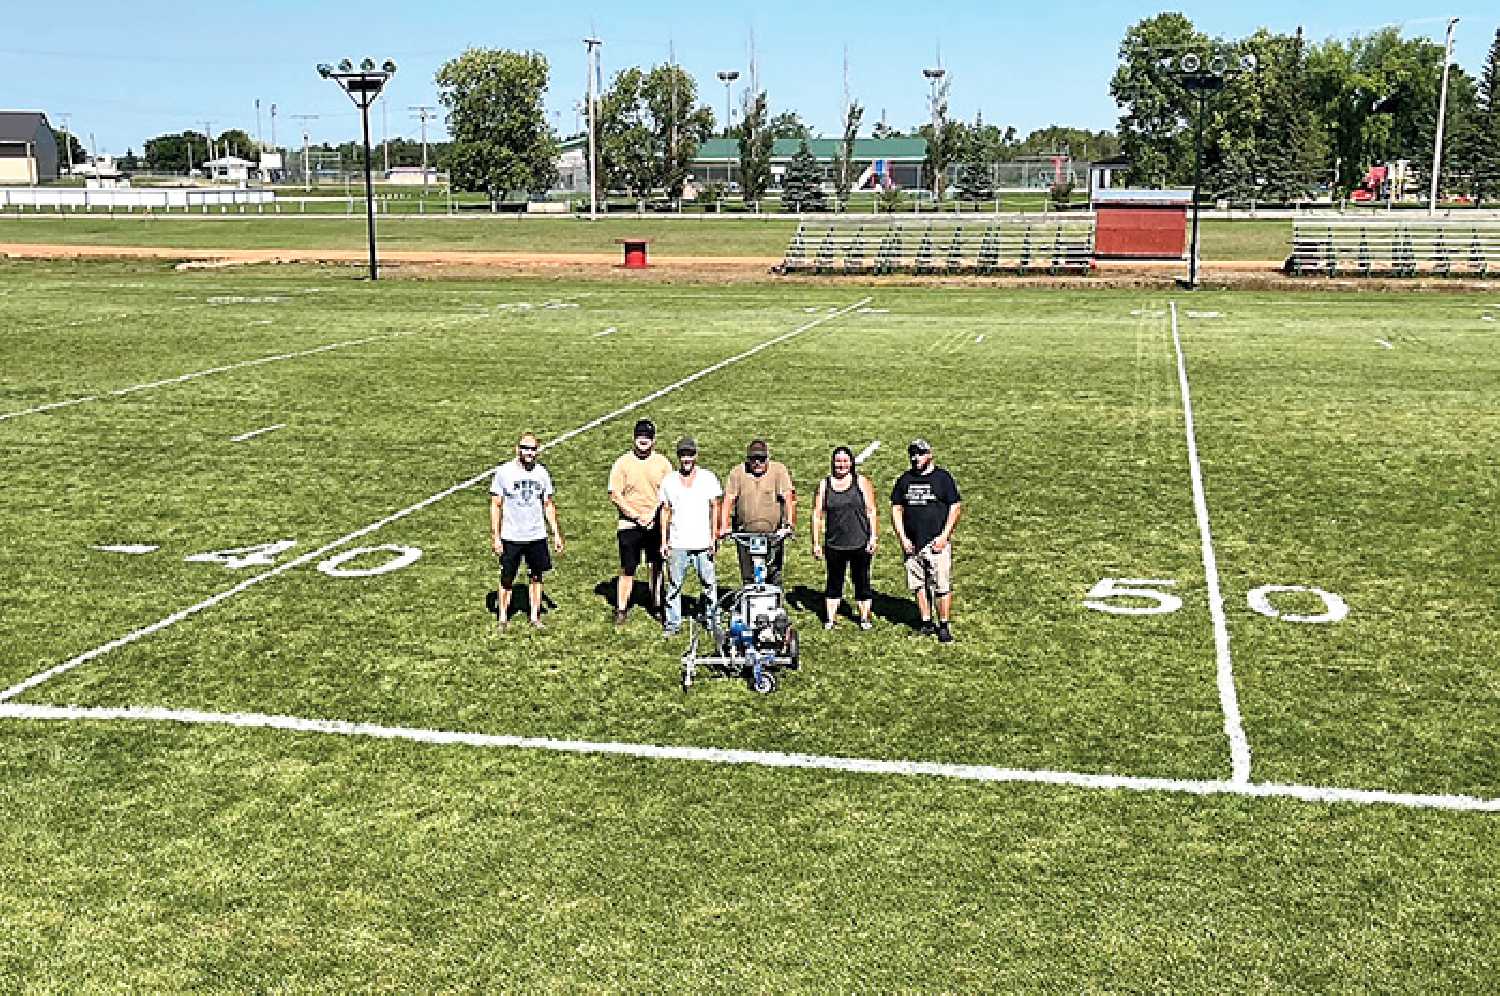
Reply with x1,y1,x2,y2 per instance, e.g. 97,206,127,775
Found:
720,438,796,586
607,418,673,625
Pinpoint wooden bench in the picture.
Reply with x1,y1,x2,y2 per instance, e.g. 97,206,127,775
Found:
1288,219,1500,277
782,216,1097,275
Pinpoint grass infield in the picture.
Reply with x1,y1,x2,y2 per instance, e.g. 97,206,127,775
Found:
1,260,1497,989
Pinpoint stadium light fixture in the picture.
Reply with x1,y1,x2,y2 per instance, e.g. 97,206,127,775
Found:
317,57,396,280
717,70,740,138
1158,47,1257,289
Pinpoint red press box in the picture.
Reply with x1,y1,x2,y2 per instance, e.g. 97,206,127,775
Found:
1091,189,1192,259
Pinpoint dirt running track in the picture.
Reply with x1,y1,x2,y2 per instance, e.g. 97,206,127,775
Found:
5,242,1492,290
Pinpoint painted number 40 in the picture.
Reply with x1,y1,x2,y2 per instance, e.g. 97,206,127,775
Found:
185,541,422,578
1084,578,1348,624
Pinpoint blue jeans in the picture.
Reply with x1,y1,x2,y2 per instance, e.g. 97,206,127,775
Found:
665,548,717,631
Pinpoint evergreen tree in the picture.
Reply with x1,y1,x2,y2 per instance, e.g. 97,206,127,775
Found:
955,116,995,202
1474,29,1500,206
737,92,774,203
781,139,826,211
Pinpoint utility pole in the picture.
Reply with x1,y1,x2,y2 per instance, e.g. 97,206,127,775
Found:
669,38,678,203
255,99,263,153
270,103,278,150
1429,17,1460,216
409,105,435,194
584,36,603,219
381,96,389,177
291,114,319,190
202,121,215,164
922,65,946,200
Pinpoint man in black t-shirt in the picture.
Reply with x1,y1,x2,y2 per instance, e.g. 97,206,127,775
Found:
890,438,963,643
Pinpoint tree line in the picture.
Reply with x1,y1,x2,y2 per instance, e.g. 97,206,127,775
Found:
1113,14,1500,203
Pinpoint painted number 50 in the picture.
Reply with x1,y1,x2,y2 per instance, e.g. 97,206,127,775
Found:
1082,578,1183,616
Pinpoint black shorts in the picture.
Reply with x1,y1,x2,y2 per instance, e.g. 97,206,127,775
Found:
617,523,663,574
500,538,552,580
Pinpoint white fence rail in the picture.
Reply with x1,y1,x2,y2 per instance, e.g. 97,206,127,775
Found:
0,187,274,210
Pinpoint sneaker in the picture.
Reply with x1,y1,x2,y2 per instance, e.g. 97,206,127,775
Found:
613,608,628,627
918,620,937,637
858,618,874,631
937,622,954,644
531,618,546,631
823,620,836,631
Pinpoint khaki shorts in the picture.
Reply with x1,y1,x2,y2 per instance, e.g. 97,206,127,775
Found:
905,544,952,595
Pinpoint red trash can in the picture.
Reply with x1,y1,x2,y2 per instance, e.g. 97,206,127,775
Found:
616,238,651,269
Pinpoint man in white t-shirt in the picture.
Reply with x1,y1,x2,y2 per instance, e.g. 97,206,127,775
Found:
490,431,565,630
657,435,722,637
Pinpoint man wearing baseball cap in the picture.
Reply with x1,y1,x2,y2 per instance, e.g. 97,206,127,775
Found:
720,438,796,586
890,438,962,643
607,418,673,626
658,436,723,637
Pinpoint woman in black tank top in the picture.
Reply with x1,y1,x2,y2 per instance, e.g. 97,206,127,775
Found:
811,446,879,629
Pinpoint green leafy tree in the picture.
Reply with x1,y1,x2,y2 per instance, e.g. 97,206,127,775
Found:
1111,12,1206,187
871,119,901,140
780,139,826,211
50,129,87,171
144,130,210,173
436,48,558,202
834,100,864,201
918,75,957,198
1475,29,1500,205
596,64,714,200
211,129,254,159
770,111,812,140
738,92,773,203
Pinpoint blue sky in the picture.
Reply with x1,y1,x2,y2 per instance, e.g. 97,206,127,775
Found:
2,2,1494,155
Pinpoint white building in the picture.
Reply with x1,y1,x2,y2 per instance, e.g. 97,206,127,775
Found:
202,155,254,183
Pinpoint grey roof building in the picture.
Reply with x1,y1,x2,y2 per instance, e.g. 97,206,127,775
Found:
0,111,59,184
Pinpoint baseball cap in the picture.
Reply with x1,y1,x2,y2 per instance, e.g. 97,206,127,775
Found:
907,438,932,456
676,436,698,455
633,418,656,439
746,439,769,458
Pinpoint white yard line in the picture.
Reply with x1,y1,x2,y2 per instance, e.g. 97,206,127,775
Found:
592,327,618,338
854,440,881,465
1171,301,1252,783
90,544,160,555
1375,339,1395,350
0,297,872,704
0,318,484,425
2,702,1494,814
230,423,286,442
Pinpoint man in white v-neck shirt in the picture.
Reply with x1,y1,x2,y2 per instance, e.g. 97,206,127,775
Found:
657,436,722,637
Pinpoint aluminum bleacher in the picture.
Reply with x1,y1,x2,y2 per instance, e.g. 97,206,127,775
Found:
1288,218,1500,277
781,216,1097,274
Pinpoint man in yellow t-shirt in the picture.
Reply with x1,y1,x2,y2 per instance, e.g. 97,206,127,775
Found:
720,438,796,586
607,419,674,625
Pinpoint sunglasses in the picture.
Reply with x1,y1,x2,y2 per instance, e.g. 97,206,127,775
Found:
748,454,768,462
518,445,539,453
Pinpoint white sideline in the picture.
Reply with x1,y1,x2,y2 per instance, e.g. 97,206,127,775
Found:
854,440,881,465
1172,302,1253,783
1375,339,1395,350
0,297,872,704
2,702,1495,814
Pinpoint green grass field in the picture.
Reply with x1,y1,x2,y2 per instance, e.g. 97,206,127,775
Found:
0,215,1296,262
2,260,1497,990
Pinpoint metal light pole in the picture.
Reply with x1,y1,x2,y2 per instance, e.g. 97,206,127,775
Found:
922,66,946,200
58,113,74,173
1429,18,1460,216
318,58,397,280
410,105,435,195
717,70,740,137
1164,51,1257,289
584,37,603,220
